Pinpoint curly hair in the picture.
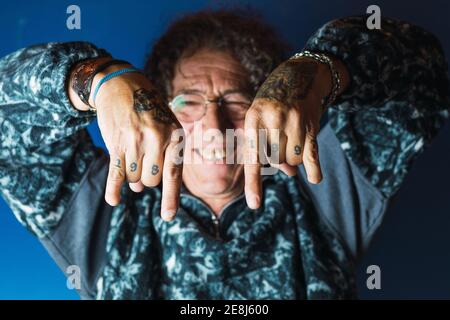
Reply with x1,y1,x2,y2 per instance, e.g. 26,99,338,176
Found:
144,9,289,100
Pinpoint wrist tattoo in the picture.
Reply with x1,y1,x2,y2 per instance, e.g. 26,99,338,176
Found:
133,88,177,124
255,60,318,105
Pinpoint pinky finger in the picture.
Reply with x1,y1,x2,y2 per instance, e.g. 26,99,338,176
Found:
302,133,322,184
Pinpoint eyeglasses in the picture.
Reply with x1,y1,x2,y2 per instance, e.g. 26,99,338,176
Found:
169,92,251,123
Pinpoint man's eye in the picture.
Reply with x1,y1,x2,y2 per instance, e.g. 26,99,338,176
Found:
224,101,251,108
183,101,203,106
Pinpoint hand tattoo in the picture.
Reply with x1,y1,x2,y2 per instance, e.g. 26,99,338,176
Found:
133,88,177,124
151,164,159,175
269,143,279,158
309,139,319,160
255,60,318,105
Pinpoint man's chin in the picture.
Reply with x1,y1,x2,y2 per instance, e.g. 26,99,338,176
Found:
196,176,235,194
185,167,242,195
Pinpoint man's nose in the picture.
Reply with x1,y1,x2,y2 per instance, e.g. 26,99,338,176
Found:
202,102,228,132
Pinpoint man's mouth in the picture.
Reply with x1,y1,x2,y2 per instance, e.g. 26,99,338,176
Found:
194,148,226,162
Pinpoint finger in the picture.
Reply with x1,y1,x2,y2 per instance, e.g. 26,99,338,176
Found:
125,147,143,183
129,181,145,193
105,154,126,206
302,120,322,184
244,112,262,209
160,135,184,221
266,127,287,165
141,142,164,187
265,128,296,176
285,108,304,166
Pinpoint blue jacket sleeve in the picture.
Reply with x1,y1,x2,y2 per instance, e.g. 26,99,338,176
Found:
0,42,109,237
304,16,450,197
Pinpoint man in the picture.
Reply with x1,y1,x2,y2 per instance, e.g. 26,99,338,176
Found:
0,10,449,299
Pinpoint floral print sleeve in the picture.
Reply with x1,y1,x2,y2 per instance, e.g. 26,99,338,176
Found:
0,42,109,237
305,16,450,197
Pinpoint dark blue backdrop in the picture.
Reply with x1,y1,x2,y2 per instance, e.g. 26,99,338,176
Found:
0,0,449,299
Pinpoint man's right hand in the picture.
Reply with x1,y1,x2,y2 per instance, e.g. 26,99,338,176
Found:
69,60,184,221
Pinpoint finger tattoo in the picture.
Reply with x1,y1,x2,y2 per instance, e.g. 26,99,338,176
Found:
271,143,279,152
294,145,301,155
114,159,121,168
151,164,159,175
310,139,319,160
130,162,137,172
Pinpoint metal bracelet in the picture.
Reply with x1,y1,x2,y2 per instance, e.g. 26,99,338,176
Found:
290,50,341,110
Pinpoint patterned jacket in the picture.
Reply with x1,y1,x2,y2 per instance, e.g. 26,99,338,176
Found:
0,16,449,299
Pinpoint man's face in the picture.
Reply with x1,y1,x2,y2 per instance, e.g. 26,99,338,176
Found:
171,48,251,197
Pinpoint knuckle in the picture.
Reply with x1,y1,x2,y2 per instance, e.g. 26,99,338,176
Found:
169,121,183,131
305,131,317,141
109,145,124,157
142,176,161,188
127,128,144,144
265,111,285,128
108,167,125,182
288,107,301,120
144,127,164,146
287,156,302,166
245,108,261,124
305,152,319,164
126,175,140,183
164,165,182,182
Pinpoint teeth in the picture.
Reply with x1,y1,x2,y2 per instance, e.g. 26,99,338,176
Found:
202,148,225,161
215,149,224,160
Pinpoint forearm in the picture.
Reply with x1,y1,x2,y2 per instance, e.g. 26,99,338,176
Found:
304,16,450,112
1,42,110,114
303,16,450,196
68,56,113,111
0,42,109,237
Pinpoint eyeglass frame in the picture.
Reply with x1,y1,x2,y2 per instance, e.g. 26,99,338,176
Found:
168,91,252,123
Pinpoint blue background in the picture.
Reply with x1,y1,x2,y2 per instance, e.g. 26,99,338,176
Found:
0,0,449,299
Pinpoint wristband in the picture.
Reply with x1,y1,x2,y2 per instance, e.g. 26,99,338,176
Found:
71,58,130,110
92,67,141,109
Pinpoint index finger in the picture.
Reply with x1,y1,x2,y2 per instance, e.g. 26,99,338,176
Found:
105,154,126,206
244,112,262,209
160,131,185,221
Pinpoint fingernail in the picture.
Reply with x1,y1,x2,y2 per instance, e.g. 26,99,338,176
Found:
247,195,260,209
162,211,175,221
